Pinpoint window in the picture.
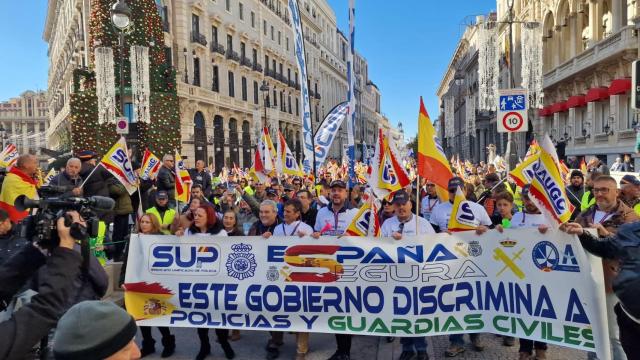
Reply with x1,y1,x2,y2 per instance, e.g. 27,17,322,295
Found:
252,48,257,65
280,91,284,111
163,46,172,67
211,26,218,46
239,2,244,20
278,31,281,45
296,98,299,116
273,89,277,106
226,0,231,12
228,71,235,97
279,63,283,77
271,26,274,40
253,81,259,104
192,14,200,35
621,95,633,130
240,42,246,59
287,68,291,82
288,94,292,114
193,57,201,86
265,55,269,72
212,65,219,92
227,35,233,52
286,37,289,51
272,59,276,73
263,20,267,35
251,11,255,28
596,101,610,133
241,77,247,101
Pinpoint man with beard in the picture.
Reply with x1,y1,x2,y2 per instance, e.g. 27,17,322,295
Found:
296,190,317,227
565,170,585,220
575,175,639,360
312,180,358,360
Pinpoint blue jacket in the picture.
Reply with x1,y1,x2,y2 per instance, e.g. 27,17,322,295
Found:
578,221,640,318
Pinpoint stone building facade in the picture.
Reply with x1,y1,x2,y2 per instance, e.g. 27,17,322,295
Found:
0,90,49,162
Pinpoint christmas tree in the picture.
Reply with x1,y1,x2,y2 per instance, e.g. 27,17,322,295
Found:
70,0,180,158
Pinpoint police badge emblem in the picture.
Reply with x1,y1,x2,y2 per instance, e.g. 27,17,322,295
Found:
266,266,279,281
468,240,482,257
226,243,257,280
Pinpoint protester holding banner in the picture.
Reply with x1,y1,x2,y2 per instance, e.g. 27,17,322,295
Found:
296,190,317,228
419,180,440,222
429,177,492,234
271,199,313,238
560,221,640,360
574,175,639,360
381,190,434,238
131,214,176,358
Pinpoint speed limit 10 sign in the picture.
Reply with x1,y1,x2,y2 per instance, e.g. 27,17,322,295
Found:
497,89,529,133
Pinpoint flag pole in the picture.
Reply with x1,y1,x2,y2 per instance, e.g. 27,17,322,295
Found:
79,163,102,189
415,175,420,235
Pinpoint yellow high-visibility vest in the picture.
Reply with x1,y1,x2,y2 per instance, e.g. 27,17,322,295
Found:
581,191,595,212
146,207,176,235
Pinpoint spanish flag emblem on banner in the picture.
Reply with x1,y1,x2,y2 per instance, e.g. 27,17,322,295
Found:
448,187,478,232
174,151,192,203
528,135,575,225
124,282,176,321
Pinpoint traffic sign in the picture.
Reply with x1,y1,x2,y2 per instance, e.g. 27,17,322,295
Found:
497,89,528,133
116,117,129,135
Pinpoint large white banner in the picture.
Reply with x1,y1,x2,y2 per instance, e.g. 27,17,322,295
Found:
124,229,609,359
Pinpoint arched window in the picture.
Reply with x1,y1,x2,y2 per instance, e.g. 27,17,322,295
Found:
193,111,207,162
213,116,225,173
229,118,239,167
242,120,251,167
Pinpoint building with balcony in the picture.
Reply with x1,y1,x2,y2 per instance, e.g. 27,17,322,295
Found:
43,0,90,151
532,0,640,166
0,91,49,163
43,0,387,170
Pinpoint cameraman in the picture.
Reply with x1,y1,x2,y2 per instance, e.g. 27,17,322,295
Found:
0,211,85,360
0,209,23,265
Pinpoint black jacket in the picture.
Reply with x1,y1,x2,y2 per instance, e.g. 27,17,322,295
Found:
0,245,82,360
189,169,212,198
578,222,640,319
301,207,317,228
80,162,110,198
0,227,27,266
49,171,82,198
156,166,176,201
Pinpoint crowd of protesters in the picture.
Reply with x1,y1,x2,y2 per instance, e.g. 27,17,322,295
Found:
0,150,640,360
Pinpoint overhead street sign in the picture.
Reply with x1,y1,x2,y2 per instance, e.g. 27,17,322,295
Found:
497,89,529,133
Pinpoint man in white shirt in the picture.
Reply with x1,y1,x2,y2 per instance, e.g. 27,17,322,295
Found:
509,185,551,230
313,180,359,237
312,180,358,360
272,199,314,237
382,190,434,238
430,177,492,233
420,180,440,222
432,177,490,357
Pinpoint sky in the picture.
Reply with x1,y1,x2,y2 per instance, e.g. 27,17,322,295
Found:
0,0,496,139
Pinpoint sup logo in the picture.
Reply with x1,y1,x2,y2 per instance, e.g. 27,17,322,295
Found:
149,244,220,275
531,241,579,272
380,154,397,186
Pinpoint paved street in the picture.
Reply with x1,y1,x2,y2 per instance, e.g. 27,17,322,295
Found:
140,328,589,360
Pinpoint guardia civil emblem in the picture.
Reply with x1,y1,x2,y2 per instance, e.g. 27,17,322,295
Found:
226,243,257,280
266,266,279,281
468,240,482,257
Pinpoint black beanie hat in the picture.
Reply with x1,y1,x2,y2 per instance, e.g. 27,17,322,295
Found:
53,301,137,360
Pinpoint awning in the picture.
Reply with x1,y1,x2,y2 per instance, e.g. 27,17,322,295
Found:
608,78,632,95
550,101,568,114
586,87,610,102
538,106,552,117
566,95,586,108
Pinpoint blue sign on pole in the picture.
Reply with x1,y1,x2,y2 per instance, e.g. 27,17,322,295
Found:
499,94,526,111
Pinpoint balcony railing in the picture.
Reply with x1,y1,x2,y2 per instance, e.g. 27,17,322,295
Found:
240,57,253,68
191,32,207,46
210,43,225,55
226,50,240,62
252,62,263,72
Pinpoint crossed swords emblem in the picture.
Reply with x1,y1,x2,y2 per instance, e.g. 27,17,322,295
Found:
493,247,525,279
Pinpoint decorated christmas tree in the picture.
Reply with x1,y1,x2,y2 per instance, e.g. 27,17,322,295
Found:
70,0,180,158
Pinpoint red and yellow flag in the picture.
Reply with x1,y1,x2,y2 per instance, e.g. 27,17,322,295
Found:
369,128,411,199
417,97,453,201
344,200,380,237
174,151,191,203
0,167,38,222
580,158,587,175
124,282,176,321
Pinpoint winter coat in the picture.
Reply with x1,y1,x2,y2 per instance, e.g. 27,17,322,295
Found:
156,166,176,201
108,181,134,215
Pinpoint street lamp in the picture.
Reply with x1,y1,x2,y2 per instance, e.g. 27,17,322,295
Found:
111,0,131,118
260,80,269,131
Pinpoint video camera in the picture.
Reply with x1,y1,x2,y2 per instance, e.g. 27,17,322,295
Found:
14,187,114,251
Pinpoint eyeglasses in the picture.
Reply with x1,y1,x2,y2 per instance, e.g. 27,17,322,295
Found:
593,187,611,194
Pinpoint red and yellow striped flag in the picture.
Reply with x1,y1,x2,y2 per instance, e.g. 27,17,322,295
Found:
417,97,453,201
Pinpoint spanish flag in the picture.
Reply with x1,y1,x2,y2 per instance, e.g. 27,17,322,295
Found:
123,282,176,321
580,158,587,175
174,151,191,203
417,97,453,202
0,166,38,222
369,128,410,199
249,137,270,184
448,187,478,232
